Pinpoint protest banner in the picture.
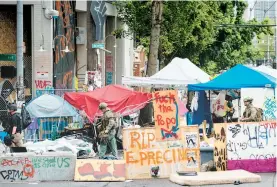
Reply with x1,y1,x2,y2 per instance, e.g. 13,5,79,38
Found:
123,126,200,179
153,90,180,141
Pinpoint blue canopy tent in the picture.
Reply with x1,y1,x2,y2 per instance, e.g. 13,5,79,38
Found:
187,64,276,133
188,64,276,91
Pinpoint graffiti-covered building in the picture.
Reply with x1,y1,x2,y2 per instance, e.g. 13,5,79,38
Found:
75,1,134,87
0,0,134,104
0,0,53,104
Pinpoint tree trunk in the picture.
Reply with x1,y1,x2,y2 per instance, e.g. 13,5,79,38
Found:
146,0,163,76
139,1,163,126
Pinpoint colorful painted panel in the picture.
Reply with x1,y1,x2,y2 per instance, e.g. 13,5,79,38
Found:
123,126,200,179
152,90,181,141
74,159,126,181
227,121,276,172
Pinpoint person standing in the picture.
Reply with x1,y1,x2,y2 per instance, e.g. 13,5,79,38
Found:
4,103,24,147
98,102,118,158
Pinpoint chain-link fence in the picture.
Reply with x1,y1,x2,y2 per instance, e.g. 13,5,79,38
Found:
35,88,82,99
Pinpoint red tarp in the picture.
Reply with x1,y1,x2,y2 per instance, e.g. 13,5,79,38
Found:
64,85,152,121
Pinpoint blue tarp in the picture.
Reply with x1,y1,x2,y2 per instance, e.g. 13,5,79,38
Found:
188,64,276,91
191,91,212,126
26,94,77,118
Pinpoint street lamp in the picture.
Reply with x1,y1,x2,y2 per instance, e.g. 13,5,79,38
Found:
105,34,117,48
52,35,71,53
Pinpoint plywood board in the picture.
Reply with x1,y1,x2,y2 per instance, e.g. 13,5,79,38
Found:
123,126,200,179
214,123,227,171
153,90,181,141
74,159,126,181
226,121,276,172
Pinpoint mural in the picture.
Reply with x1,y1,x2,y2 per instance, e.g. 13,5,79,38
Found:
54,1,76,90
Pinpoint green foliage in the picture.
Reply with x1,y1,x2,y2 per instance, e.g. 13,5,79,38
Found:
114,0,273,75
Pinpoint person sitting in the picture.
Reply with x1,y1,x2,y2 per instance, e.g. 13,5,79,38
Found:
241,97,262,122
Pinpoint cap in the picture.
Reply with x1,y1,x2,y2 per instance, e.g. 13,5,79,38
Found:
243,97,253,102
7,103,17,111
99,102,108,110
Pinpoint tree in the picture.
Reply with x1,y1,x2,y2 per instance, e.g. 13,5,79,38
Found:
115,1,272,75
147,1,163,76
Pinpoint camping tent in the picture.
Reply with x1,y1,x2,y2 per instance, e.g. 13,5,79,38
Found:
26,94,77,118
122,57,210,87
64,85,152,121
188,64,276,91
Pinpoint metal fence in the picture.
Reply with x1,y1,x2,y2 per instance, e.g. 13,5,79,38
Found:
34,88,82,99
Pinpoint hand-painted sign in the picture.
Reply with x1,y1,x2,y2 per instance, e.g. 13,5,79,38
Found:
213,123,227,171
105,55,113,85
153,90,180,141
123,126,200,179
74,159,126,181
226,121,276,172
106,72,113,85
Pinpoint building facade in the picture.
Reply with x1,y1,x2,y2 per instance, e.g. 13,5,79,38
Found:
0,0,53,102
75,1,134,87
244,0,277,67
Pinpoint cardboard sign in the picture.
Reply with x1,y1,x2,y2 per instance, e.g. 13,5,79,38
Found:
153,90,181,141
123,126,200,179
74,159,126,181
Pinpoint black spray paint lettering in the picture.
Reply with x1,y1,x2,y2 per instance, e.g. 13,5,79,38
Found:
226,140,247,153
0,170,28,181
214,146,226,170
228,124,241,138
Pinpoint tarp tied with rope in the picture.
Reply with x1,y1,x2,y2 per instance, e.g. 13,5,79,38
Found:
64,85,152,121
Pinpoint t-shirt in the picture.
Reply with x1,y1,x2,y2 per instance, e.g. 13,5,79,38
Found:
7,113,22,135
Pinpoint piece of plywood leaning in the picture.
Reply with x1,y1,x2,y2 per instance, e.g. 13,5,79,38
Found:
123,126,200,179
213,123,227,171
74,159,126,181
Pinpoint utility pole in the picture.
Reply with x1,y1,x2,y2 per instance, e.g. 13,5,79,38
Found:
17,0,25,103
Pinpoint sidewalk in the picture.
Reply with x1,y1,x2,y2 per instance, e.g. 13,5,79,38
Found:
0,173,275,187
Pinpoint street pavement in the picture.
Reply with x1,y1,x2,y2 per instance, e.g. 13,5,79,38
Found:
0,173,275,187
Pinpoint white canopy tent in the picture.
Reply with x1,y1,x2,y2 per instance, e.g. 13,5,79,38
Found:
253,65,277,79
122,76,198,88
122,57,210,87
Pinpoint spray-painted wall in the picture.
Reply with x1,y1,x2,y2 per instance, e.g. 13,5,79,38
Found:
54,1,76,90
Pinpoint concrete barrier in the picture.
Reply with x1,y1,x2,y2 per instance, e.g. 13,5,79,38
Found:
0,152,76,182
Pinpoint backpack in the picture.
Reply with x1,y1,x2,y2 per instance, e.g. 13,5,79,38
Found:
20,104,32,130
255,107,263,122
